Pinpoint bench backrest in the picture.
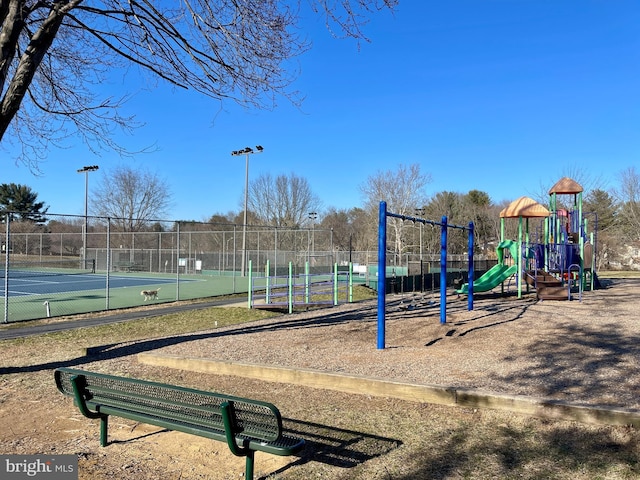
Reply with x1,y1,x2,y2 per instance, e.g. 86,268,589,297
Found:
54,367,283,442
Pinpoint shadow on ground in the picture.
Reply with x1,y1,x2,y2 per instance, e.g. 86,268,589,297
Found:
391,418,639,479
270,417,401,478
0,303,379,375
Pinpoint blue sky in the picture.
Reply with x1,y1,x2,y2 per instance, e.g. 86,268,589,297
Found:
3,1,639,221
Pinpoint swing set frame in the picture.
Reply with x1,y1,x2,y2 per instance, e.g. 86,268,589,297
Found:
377,201,475,349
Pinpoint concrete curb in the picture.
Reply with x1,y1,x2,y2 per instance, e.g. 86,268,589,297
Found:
137,352,640,428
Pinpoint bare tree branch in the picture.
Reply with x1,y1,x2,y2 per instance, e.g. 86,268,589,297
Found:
1,0,395,166
248,172,321,228
360,163,431,254
91,164,172,232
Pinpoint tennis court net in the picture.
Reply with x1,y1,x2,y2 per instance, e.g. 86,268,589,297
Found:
1,259,96,278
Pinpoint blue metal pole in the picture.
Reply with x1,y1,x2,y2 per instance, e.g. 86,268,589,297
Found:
468,222,474,311
440,216,447,325
377,201,387,349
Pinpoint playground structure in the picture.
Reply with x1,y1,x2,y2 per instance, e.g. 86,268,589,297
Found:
457,177,598,301
376,177,599,349
247,260,355,313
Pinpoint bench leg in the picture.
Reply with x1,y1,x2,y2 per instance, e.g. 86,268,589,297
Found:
100,416,109,447
68,374,110,447
221,401,256,479
245,450,254,480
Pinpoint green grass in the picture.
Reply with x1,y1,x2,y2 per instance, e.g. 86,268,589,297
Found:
2,285,376,355
1,273,374,323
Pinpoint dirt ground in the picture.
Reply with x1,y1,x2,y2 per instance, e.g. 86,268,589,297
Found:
2,279,640,479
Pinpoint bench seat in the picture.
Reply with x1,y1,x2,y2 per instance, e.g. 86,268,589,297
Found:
54,368,305,478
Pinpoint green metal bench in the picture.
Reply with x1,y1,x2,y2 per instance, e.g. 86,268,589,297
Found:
54,367,305,479
113,262,143,272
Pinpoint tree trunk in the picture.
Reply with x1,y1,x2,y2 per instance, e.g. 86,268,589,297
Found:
0,0,81,141
0,0,25,96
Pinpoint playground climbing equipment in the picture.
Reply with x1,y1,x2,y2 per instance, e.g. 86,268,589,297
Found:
458,177,598,302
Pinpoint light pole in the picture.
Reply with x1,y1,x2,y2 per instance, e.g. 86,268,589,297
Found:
231,146,263,276
77,165,99,265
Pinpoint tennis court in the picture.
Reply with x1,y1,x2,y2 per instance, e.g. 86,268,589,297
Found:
5,272,184,297
0,212,340,323
1,270,247,323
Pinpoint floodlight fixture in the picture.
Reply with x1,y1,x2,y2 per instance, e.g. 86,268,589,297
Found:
77,165,99,173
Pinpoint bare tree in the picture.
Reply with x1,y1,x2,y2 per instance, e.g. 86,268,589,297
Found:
616,166,640,242
320,206,373,253
360,163,432,255
91,164,172,233
247,172,320,228
531,166,607,207
1,0,396,167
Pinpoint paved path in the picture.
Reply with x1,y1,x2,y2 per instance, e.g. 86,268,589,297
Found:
0,299,243,340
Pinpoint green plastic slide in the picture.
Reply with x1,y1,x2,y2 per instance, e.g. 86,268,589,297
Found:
457,239,519,294
456,263,517,294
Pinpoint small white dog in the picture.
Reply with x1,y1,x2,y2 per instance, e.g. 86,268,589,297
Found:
140,287,161,301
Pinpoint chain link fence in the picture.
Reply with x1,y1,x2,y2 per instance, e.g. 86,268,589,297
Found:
1,213,495,323
1,214,343,323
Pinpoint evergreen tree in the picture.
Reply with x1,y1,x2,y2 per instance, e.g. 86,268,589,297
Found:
0,183,48,223
583,189,619,233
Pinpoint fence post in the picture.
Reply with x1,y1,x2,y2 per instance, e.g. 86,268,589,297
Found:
232,225,237,293
248,260,253,308
333,263,338,306
265,259,270,304
349,262,353,303
105,219,111,311
305,261,310,304
288,262,293,314
176,221,181,301
4,214,10,323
